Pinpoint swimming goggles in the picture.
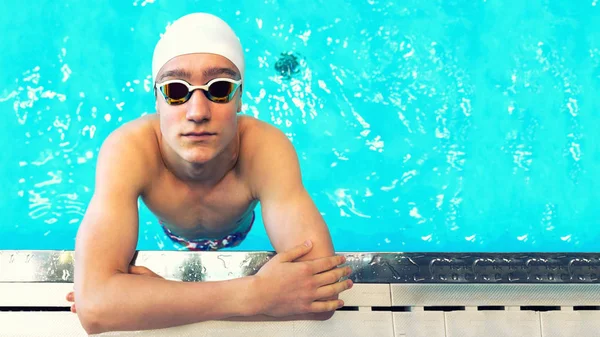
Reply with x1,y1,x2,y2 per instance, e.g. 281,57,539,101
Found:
155,78,242,105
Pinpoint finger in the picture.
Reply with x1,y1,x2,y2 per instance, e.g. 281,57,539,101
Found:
308,255,346,274
129,265,162,278
275,240,313,263
315,279,353,299
313,266,352,287
66,292,74,302
309,299,344,313
70,304,77,313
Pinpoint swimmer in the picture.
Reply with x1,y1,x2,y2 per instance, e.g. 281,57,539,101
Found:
67,13,352,334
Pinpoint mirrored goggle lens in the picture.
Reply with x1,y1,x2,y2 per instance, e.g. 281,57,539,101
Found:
161,82,189,100
207,81,235,98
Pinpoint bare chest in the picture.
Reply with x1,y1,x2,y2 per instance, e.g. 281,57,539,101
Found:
141,172,257,239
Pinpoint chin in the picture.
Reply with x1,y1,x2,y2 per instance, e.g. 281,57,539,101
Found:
185,154,215,164
179,148,216,164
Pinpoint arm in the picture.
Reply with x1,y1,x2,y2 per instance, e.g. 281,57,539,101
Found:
247,123,343,319
249,123,335,261
74,126,256,334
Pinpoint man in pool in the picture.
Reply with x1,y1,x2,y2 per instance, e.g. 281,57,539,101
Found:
68,12,352,334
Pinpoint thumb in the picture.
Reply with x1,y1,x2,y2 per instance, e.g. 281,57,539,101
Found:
276,240,313,263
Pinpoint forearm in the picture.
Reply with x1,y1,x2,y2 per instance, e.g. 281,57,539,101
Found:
78,273,258,334
225,311,335,322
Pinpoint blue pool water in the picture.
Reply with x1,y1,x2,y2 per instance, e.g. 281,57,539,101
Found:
1,1,599,252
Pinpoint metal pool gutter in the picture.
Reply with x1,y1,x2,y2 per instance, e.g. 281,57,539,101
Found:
1,251,600,306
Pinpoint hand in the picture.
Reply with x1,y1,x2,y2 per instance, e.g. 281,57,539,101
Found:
253,240,353,318
66,265,163,313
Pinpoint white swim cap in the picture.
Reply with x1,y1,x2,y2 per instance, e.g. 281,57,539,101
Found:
152,13,245,85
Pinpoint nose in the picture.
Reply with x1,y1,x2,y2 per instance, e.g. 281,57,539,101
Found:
185,89,211,122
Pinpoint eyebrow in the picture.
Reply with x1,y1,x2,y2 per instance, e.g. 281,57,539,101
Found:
157,67,240,83
202,67,240,79
157,69,192,83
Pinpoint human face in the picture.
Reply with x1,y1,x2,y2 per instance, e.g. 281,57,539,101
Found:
155,53,243,165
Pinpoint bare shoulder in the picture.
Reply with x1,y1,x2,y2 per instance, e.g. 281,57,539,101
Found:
238,115,296,165
96,114,162,194
104,114,159,147
237,115,301,195
238,115,291,150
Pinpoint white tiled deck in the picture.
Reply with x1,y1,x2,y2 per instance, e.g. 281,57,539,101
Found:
1,283,599,337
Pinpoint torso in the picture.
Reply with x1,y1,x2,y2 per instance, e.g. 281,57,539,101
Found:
133,114,259,241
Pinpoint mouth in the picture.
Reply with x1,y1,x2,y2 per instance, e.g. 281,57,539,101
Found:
183,132,216,136
182,132,216,140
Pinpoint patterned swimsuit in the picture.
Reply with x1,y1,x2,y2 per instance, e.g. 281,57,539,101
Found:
159,211,255,251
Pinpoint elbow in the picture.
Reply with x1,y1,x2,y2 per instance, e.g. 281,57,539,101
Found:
80,319,105,336
77,305,106,335
75,293,112,335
